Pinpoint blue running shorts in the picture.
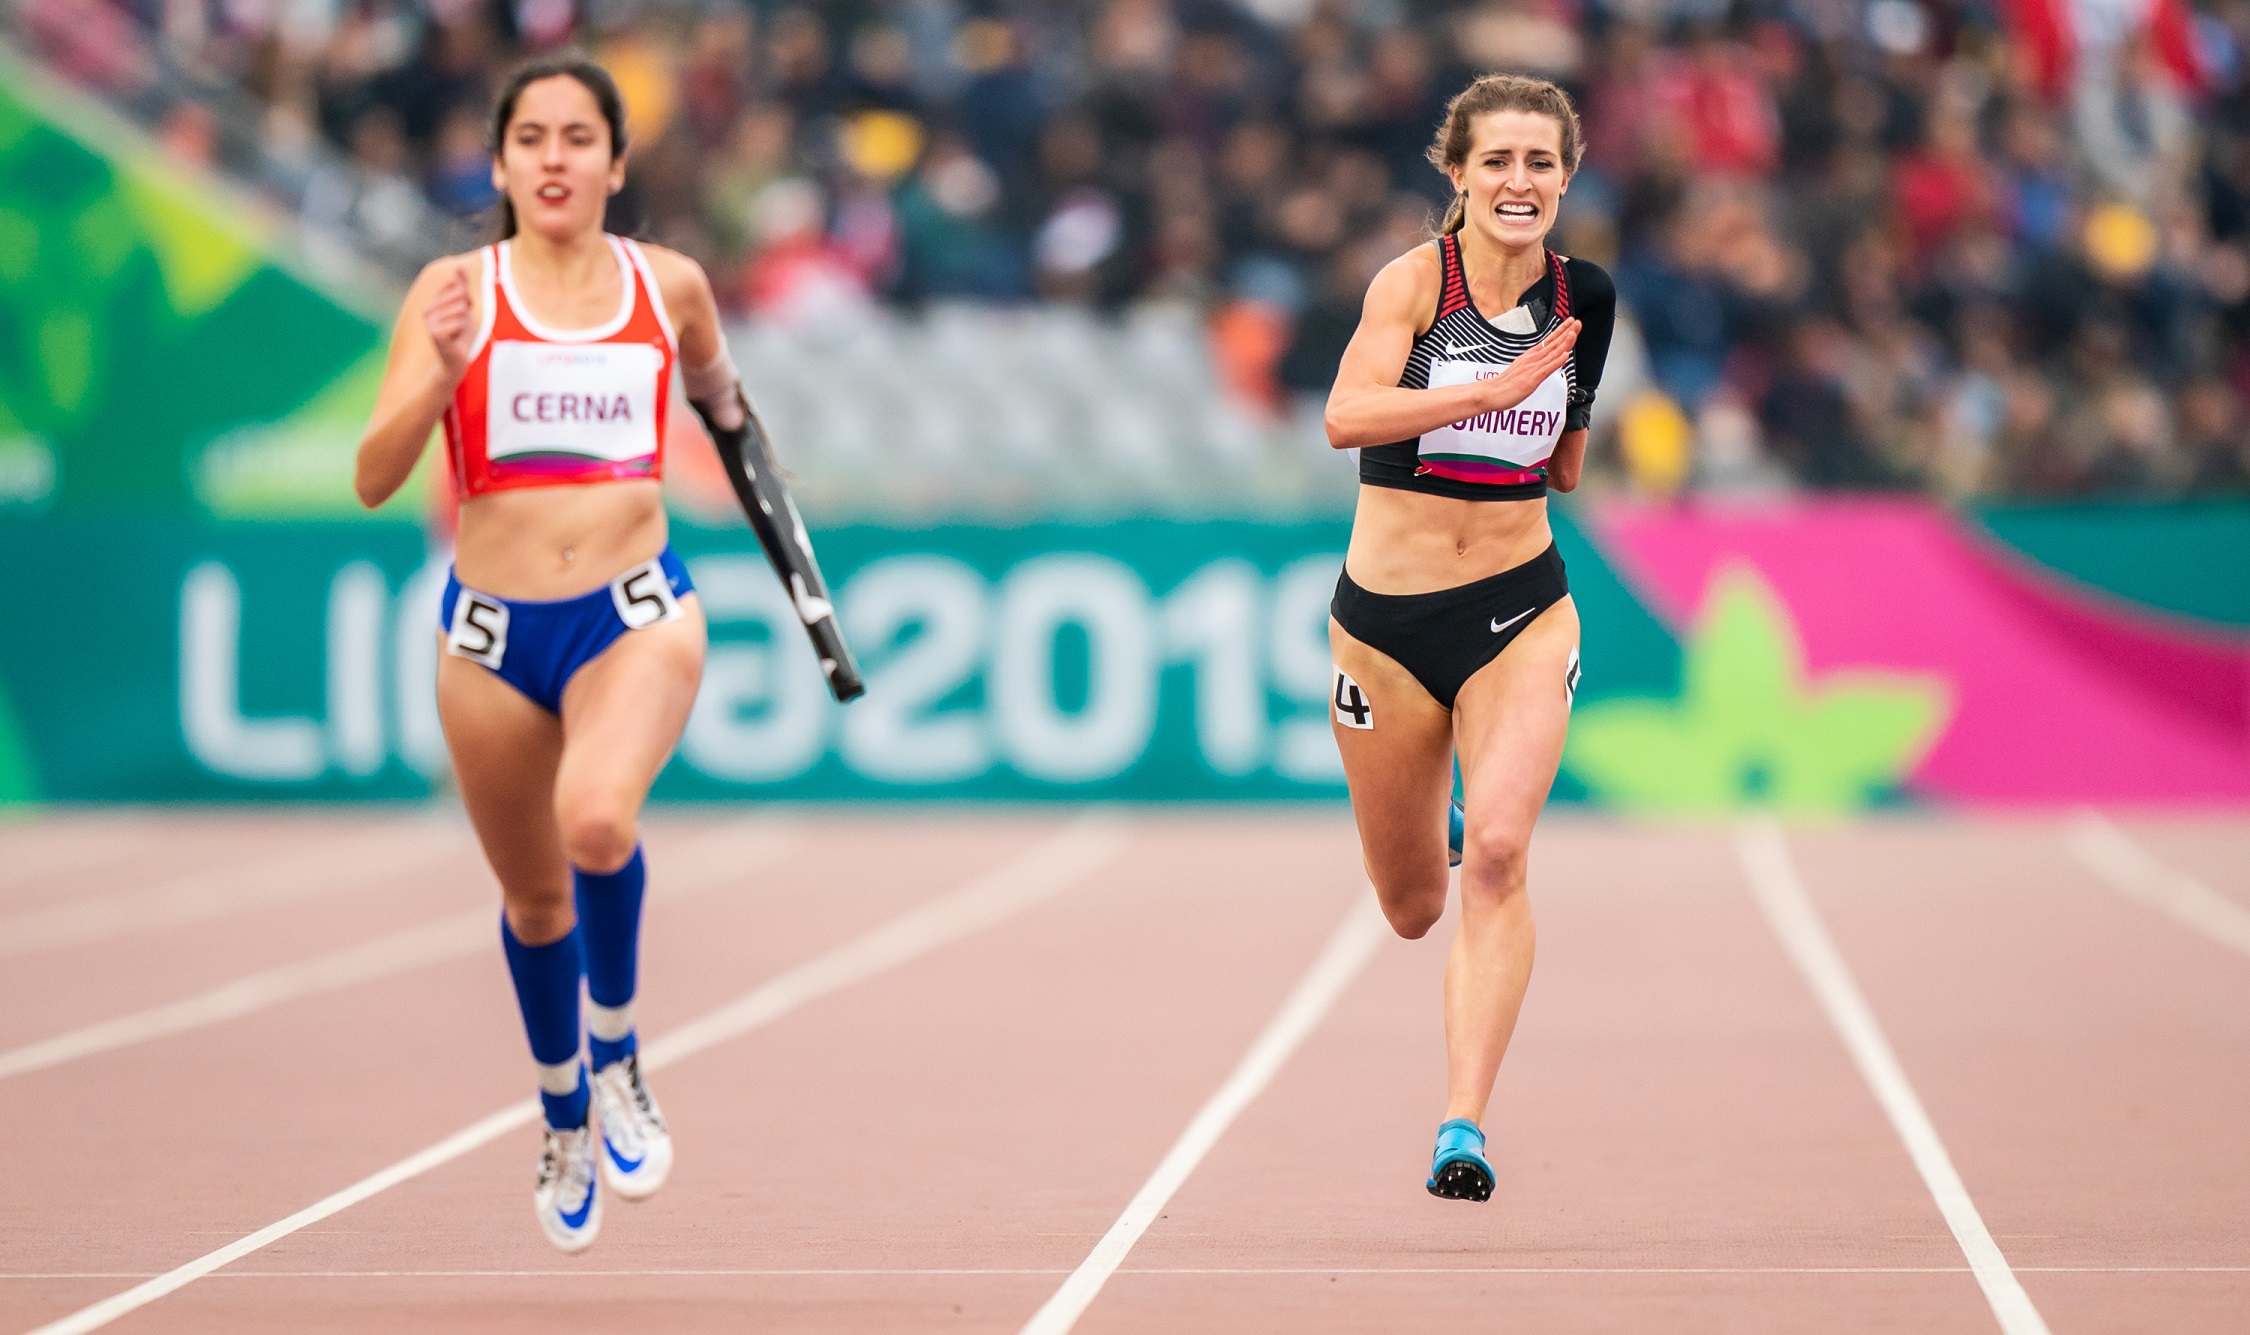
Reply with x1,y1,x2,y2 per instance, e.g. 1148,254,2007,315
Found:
439,548,695,714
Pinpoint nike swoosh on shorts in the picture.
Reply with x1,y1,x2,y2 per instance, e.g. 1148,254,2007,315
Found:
1491,608,1535,634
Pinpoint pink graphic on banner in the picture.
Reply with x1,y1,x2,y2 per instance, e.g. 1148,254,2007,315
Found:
1592,497,2250,803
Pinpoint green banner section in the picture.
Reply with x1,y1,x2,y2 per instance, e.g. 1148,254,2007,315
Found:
0,51,406,520
1972,500,2250,629
0,510,1680,803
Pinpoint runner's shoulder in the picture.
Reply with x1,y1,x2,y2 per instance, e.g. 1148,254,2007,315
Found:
1557,254,1614,312
1363,241,1443,321
630,240,718,312
425,247,492,279
398,250,485,316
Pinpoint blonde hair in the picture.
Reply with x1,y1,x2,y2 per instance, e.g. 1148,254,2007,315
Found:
1426,74,1583,235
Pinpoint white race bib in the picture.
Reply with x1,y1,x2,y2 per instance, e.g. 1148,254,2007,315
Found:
446,588,509,668
486,340,662,465
1332,667,1373,730
1417,359,1570,470
609,558,684,630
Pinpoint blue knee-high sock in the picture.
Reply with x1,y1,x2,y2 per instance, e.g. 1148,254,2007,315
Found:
576,845,645,1070
500,916,588,1130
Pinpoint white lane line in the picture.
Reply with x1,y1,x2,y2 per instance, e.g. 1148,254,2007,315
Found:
2065,812,2250,961
0,819,463,961
1735,821,2051,1335
26,815,1127,1335
1018,893,1387,1335
12,1265,2250,1279
0,826,799,1083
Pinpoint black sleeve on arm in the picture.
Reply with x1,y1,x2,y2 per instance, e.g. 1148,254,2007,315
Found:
1563,257,1616,432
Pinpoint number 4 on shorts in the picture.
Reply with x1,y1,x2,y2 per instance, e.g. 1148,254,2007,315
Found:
1332,666,1373,730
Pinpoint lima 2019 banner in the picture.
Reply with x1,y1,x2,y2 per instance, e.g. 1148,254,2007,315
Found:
1,53,2246,808
0,504,2246,808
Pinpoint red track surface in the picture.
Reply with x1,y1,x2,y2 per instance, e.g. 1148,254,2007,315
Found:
2,810,2245,1333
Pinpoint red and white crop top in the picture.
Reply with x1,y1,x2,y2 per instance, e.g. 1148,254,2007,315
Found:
443,234,677,498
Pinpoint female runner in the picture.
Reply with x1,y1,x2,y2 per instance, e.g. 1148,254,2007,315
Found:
355,55,752,1251
1323,74,1614,1202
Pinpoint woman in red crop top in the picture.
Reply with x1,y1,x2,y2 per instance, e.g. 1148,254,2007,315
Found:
354,55,750,1253
1321,74,1615,1203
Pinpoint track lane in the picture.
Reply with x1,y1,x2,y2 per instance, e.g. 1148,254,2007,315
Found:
0,815,397,916
0,822,486,1046
0,817,772,1050
2088,812,2250,912
0,822,805,1082
12,814,2243,1333
1084,821,1996,1334
102,816,1368,1333
2,817,827,1328
1785,818,2250,1333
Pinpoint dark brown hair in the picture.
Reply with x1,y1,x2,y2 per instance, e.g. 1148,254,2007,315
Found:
1426,74,1583,235
484,53,630,241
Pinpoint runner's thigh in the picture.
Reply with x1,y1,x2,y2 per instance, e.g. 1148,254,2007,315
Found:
1330,616,1456,895
1452,597,1579,855
437,646,569,902
555,597,708,817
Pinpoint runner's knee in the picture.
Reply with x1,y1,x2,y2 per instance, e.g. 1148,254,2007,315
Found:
1381,898,1445,940
502,887,575,945
556,793,638,873
1367,862,1448,939
1458,820,1530,900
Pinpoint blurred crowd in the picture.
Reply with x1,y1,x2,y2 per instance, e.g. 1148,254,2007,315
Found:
19,0,2250,498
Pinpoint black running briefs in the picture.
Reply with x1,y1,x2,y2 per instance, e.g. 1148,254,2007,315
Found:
1330,544,1569,710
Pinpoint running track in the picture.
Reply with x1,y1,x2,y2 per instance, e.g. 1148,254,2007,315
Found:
2,810,2245,1333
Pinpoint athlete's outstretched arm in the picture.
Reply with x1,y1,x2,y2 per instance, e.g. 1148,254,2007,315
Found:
355,257,476,509
1323,250,1579,451
647,246,864,703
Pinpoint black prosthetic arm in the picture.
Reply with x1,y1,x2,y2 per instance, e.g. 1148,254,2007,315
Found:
692,391,865,703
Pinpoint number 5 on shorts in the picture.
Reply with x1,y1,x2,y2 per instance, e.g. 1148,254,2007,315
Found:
610,560,684,630
447,593,509,669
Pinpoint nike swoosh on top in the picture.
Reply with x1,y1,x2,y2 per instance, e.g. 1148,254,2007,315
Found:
1491,608,1535,634
1444,342,1510,358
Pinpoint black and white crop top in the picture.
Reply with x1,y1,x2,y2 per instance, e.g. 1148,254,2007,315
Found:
1358,233,1616,502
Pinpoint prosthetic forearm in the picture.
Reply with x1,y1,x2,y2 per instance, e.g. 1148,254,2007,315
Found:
686,350,864,704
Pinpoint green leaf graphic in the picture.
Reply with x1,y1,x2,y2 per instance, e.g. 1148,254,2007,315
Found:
69,192,136,281
0,205,36,282
0,63,382,510
1563,564,1951,812
113,161,261,318
36,308,94,412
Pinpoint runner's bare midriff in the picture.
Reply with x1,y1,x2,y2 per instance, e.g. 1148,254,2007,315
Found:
453,478,668,600
1342,483,1554,595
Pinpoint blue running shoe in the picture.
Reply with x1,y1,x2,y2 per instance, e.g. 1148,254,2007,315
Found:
1427,1117,1493,1201
1448,801,1465,869
592,1053,673,1201
534,1120,603,1251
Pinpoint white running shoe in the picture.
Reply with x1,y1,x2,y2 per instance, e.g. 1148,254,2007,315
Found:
533,1121,602,1253
591,1053,673,1200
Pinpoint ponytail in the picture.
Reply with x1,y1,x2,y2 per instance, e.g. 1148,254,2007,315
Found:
1439,190,1468,235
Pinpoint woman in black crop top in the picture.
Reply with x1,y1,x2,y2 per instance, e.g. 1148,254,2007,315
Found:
1320,74,1614,1203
